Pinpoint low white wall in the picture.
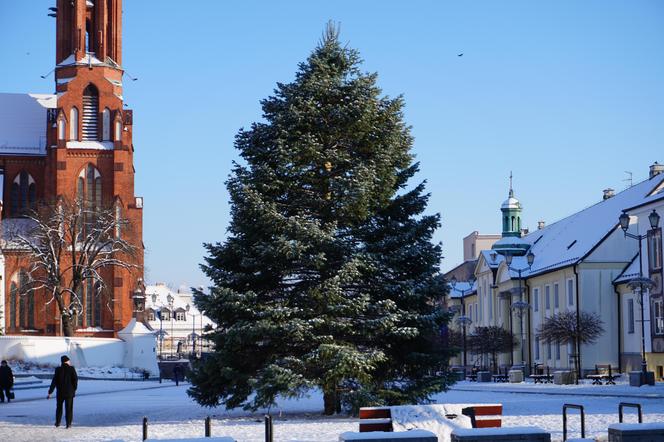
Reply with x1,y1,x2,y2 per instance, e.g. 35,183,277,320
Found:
0,334,158,375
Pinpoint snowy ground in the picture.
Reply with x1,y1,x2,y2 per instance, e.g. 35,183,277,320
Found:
0,378,662,441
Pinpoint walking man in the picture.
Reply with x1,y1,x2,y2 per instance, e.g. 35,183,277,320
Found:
47,355,78,428
0,360,13,403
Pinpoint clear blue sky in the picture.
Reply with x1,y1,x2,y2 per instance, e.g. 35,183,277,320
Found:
1,1,662,287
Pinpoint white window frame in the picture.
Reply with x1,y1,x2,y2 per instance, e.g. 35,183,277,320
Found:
654,299,664,336
533,287,539,312
567,279,574,306
545,285,551,310
627,298,635,334
554,283,560,309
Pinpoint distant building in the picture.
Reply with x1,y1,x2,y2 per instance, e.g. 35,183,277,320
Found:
446,164,664,378
144,284,215,359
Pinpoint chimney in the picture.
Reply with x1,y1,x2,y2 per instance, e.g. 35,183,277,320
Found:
650,162,664,179
538,220,546,230
603,188,615,200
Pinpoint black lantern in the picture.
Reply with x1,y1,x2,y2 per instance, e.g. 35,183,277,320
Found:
619,211,630,232
649,209,660,230
505,253,513,266
527,250,535,267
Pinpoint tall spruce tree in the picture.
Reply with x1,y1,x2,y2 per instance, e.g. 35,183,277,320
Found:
189,24,453,414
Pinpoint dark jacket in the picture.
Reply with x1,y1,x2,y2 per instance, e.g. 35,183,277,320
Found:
0,365,13,389
48,364,78,398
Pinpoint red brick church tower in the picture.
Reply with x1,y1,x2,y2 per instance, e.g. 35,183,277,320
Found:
0,0,144,337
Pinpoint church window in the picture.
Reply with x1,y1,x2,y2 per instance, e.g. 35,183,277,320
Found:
11,271,33,330
102,108,111,140
70,107,79,140
82,85,99,141
84,279,102,328
58,117,66,140
114,119,122,141
78,164,102,208
10,171,36,215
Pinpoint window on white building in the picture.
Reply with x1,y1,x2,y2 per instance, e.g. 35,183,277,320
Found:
648,228,662,271
147,310,156,321
554,283,560,309
567,279,574,306
160,310,170,321
176,311,186,321
533,288,539,312
535,337,540,360
628,299,635,334
545,286,551,310
655,299,664,335
555,341,561,360
547,342,552,359
487,281,492,320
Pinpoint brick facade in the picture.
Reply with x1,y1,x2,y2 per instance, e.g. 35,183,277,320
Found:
2,0,143,337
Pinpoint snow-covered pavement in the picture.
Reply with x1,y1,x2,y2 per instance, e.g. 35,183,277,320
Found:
0,379,662,441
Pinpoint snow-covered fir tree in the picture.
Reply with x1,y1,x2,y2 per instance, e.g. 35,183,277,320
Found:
189,24,454,414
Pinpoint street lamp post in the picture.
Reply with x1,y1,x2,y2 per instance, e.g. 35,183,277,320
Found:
450,276,476,372
156,309,165,359
167,294,174,359
619,209,660,376
504,251,535,367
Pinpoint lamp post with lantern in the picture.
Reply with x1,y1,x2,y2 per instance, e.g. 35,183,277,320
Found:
167,294,174,358
619,208,660,378
450,275,476,372
502,250,535,367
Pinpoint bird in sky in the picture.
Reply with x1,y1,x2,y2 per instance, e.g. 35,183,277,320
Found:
457,53,463,57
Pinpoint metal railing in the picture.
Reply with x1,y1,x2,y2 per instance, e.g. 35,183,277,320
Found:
562,403,585,441
619,402,642,423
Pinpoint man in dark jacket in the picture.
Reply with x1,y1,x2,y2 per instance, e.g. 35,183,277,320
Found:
47,355,78,428
0,360,13,403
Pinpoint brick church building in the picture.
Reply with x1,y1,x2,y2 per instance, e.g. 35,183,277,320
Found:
0,0,144,337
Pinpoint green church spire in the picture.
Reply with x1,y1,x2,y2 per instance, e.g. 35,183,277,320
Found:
501,171,522,238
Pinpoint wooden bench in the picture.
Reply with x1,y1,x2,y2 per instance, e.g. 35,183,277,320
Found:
359,404,503,432
491,366,510,383
528,365,553,384
586,364,619,385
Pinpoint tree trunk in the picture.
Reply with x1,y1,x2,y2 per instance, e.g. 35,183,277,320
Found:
61,313,75,337
323,389,336,416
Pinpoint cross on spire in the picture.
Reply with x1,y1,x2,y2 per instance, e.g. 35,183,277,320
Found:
509,171,514,198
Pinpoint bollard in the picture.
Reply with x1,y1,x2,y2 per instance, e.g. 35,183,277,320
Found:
205,416,212,437
265,414,273,442
618,402,642,423
562,404,585,441
142,416,148,441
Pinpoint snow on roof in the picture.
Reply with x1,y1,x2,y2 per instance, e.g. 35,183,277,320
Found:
448,280,477,299
118,318,154,336
521,174,664,276
501,196,520,209
66,141,114,150
0,218,37,250
623,184,664,212
145,283,200,314
0,93,55,156
613,254,640,285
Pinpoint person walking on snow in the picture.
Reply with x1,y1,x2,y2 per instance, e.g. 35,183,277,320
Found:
47,355,78,428
0,360,13,403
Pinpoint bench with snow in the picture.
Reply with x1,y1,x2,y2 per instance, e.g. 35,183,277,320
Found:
607,422,664,442
359,404,503,432
339,429,437,442
528,365,553,384
450,427,551,442
586,364,619,385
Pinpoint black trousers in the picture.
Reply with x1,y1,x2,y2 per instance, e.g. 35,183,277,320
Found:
55,396,74,427
0,387,10,402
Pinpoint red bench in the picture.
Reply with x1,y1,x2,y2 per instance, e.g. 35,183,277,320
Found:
359,404,503,432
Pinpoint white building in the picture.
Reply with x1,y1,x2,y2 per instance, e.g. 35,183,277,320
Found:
144,283,215,359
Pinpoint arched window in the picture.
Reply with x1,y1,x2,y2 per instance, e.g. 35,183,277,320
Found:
114,119,122,141
102,108,111,140
77,164,102,208
511,216,516,231
82,85,99,141
70,107,79,141
58,117,66,140
84,279,102,328
10,171,36,215
11,271,32,330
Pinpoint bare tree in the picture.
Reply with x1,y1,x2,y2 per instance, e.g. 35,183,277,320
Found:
468,326,516,372
6,198,138,336
536,310,604,381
